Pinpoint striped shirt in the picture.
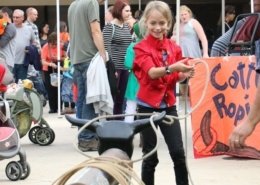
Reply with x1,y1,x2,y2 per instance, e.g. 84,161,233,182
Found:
211,19,245,57
25,20,41,52
103,23,132,70
24,20,41,77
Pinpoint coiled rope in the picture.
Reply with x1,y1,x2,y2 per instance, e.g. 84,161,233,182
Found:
53,156,143,185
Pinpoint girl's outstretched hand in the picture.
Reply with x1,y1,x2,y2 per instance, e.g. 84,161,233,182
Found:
172,59,195,74
170,59,195,81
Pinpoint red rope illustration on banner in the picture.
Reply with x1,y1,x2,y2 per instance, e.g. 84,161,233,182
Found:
193,110,229,157
193,110,260,159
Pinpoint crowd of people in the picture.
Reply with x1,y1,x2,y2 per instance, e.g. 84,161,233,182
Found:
1,0,260,185
0,6,74,114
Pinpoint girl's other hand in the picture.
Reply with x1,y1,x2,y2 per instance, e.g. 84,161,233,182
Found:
172,61,194,73
183,67,195,78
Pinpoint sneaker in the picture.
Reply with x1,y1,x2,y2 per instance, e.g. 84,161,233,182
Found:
78,138,99,152
70,108,76,114
61,108,76,115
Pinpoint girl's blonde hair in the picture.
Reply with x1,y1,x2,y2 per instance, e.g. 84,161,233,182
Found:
139,1,173,37
180,5,193,18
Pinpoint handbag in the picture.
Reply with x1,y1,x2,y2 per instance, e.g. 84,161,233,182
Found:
50,72,58,87
50,70,63,87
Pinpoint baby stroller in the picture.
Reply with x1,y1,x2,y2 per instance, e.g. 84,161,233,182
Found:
4,80,55,146
0,66,30,181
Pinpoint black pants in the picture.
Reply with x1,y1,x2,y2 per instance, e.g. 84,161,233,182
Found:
137,105,189,185
113,69,129,116
43,67,59,111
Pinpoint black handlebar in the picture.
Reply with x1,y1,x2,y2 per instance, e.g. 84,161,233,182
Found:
65,112,166,157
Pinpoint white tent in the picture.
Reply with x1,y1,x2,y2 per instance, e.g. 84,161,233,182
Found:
251,0,254,12
56,0,62,116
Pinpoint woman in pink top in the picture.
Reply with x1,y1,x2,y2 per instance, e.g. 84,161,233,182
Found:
41,32,65,113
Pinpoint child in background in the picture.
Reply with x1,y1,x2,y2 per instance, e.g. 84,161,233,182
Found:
124,23,143,147
61,44,75,115
124,23,142,123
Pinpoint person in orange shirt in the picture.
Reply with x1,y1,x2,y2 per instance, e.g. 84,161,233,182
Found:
0,11,8,36
59,21,69,46
41,32,65,113
54,21,69,52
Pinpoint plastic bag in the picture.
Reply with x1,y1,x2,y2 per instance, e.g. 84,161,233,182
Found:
50,73,58,87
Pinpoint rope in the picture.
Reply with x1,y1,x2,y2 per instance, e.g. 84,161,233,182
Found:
53,59,210,185
180,59,210,185
53,156,144,185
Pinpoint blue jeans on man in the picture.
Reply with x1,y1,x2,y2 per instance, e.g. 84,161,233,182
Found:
73,62,97,141
13,64,28,83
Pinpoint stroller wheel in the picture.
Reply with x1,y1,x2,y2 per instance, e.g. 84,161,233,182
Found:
20,162,31,180
47,128,56,145
5,161,23,181
35,127,55,146
28,126,41,144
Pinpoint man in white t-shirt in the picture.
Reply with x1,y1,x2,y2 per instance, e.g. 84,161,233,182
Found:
12,9,36,83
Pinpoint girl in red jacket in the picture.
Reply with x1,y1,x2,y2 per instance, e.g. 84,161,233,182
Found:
133,1,194,185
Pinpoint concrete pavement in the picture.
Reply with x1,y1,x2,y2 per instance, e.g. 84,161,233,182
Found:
1,106,260,185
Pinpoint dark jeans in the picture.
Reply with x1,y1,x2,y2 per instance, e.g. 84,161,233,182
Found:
13,64,28,83
137,105,189,185
113,69,129,116
73,62,97,140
